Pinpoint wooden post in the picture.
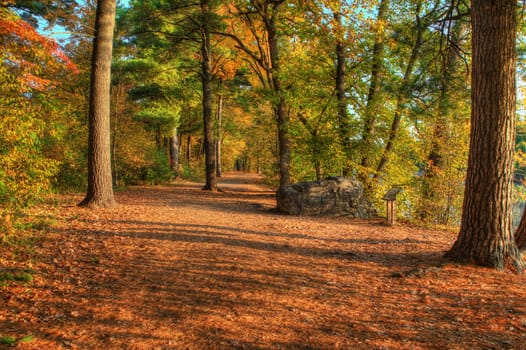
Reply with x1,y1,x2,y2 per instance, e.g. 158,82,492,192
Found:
383,187,402,226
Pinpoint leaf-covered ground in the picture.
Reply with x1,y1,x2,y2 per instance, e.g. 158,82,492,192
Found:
1,172,526,349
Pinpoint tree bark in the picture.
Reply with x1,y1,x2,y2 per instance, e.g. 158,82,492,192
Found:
445,0,524,271
265,2,291,189
79,0,116,208
200,0,217,191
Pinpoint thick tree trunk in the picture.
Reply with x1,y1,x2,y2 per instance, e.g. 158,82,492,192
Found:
275,98,290,188
79,0,116,208
200,0,217,191
267,21,290,188
267,8,290,189
359,0,389,182
445,0,524,271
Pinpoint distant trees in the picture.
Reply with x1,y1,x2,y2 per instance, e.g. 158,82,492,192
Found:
2,0,526,274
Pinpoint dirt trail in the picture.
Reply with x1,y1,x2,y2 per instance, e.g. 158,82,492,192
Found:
2,172,526,349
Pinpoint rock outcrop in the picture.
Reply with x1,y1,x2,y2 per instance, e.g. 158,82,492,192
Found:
276,177,376,218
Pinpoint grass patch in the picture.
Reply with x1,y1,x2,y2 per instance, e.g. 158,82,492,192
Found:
0,270,34,284
19,335,34,343
0,335,35,346
14,216,57,231
0,336,16,345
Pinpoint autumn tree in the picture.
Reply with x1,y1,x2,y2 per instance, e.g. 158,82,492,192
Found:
372,0,426,182
416,8,470,224
445,0,524,270
79,0,117,208
279,10,343,181
359,0,389,185
329,0,352,176
223,0,292,193
200,0,218,191
0,3,78,210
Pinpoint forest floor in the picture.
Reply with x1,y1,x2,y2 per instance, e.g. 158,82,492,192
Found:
1,172,526,350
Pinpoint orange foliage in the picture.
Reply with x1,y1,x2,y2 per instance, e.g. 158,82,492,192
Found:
0,8,78,91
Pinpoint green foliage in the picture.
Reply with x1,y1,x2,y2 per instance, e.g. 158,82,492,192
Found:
0,60,60,209
139,149,174,185
0,270,34,283
14,216,57,231
179,162,205,182
19,335,34,343
116,148,173,185
0,334,34,346
0,336,16,345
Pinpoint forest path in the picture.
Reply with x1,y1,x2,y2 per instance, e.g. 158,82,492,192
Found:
2,172,526,349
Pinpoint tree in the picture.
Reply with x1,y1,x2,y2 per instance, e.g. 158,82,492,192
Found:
332,0,352,176
200,0,217,191
224,0,291,191
359,0,389,184
373,0,426,182
416,14,469,225
79,0,117,208
445,0,524,271
0,4,78,209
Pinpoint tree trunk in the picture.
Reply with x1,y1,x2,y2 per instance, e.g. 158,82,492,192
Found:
169,127,179,178
266,5,290,189
333,4,352,176
224,1,290,205
445,0,524,271
186,134,191,162
315,161,322,181
373,0,424,181
359,0,389,183
515,209,526,250
200,0,217,191
215,94,223,177
79,0,116,208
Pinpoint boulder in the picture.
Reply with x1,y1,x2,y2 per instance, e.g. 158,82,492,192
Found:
276,177,375,218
